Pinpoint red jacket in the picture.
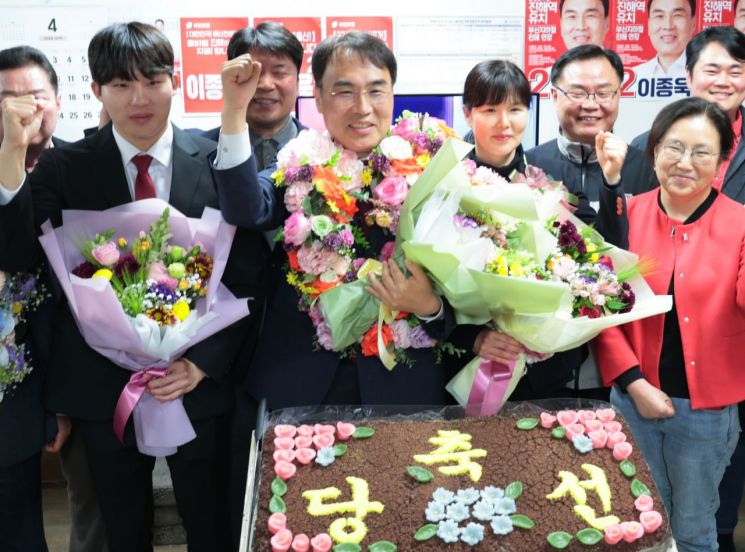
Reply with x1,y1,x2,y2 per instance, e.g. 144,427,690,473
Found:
596,190,745,409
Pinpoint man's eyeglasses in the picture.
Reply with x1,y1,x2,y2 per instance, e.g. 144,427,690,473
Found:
553,85,619,104
657,142,720,166
327,87,392,106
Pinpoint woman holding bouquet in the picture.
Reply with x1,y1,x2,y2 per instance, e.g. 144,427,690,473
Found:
596,97,745,552
450,60,628,400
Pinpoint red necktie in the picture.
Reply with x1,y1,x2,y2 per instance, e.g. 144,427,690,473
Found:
131,154,156,200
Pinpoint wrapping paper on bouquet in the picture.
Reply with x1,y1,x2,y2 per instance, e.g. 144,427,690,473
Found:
38,199,250,456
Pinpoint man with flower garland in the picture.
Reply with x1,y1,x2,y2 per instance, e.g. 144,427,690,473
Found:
213,32,456,409
0,22,266,552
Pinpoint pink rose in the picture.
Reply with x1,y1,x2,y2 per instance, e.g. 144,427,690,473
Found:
639,510,663,533
374,176,408,206
612,441,633,461
391,116,419,141
634,494,654,513
267,512,287,534
271,528,293,552
621,521,645,542
92,241,120,266
310,533,332,552
556,410,579,427
540,412,557,429
604,524,624,545
147,261,178,289
284,182,313,213
291,533,310,552
284,212,312,246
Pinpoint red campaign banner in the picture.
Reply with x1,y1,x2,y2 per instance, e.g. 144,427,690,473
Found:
698,0,738,30
254,17,322,94
618,0,696,100
325,16,394,50
525,0,614,99
180,17,248,114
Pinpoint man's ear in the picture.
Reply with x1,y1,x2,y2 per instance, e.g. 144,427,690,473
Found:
171,72,180,93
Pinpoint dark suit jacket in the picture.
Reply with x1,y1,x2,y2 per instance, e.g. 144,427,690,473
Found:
631,107,745,203
212,147,456,410
0,124,269,422
194,116,304,146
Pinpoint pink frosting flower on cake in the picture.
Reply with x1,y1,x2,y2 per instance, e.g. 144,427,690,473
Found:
274,425,297,439
621,521,645,542
578,409,597,422
540,412,557,429
274,437,295,451
336,422,356,440
604,524,624,545
267,512,287,534
310,533,333,552
607,431,627,449
297,425,314,437
274,460,297,480
596,408,616,422
556,410,579,427
312,433,335,450
374,175,408,206
271,528,293,551
273,450,295,463
314,424,336,435
604,421,623,433
612,441,633,461
640,511,663,533
295,448,317,465
294,436,313,449
291,533,310,552
565,423,586,441
284,212,312,246
584,419,604,433
635,494,654,512
588,429,609,449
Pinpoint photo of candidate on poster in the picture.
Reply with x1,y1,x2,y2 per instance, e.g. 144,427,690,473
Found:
525,0,613,97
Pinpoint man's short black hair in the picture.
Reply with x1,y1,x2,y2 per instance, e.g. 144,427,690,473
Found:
551,44,624,85
560,0,609,17
312,31,397,86
88,22,173,85
227,22,304,74
647,0,696,17
686,26,745,74
463,60,532,109
0,45,58,94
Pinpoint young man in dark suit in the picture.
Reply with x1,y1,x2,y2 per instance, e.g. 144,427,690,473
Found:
0,23,265,552
0,44,68,552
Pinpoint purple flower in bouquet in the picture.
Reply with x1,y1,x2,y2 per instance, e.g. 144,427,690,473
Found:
619,282,635,313
454,214,479,229
147,261,178,290
283,164,314,185
72,261,98,279
338,229,354,248
342,270,358,283
322,232,343,251
368,152,390,174
147,283,178,304
351,258,366,272
410,324,436,348
7,344,25,371
113,253,140,277
391,319,413,349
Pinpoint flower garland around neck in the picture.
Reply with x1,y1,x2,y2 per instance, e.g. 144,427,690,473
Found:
272,112,461,364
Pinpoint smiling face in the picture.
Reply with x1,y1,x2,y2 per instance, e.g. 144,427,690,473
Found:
313,52,394,157
245,49,299,137
560,0,610,49
0,64,60,148
465,100,528,167
92,70,177,151
654,114,720,209
687,42,745,121
551,56,620,144
647,0,696,66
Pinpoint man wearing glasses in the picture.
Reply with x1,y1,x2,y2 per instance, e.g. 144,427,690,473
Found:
530,45,655,203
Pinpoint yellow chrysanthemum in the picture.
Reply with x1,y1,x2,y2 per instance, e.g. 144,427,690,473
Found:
591,253,599,263
271,169,284,186
139,241,151,251
178,280,189,290
11,301,22,314
172,300,190,321
117,237,127,248
361,169,373,185
510,262,524,277
417,153,431,167
92,269,113,280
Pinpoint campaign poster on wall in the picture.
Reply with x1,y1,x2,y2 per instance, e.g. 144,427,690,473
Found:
325,16,394,50
698,0,744,30
180,17,248,113
525,0,614,98
254,16,322,96
618,0,695,100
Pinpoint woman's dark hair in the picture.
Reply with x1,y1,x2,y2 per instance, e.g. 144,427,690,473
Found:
88,22,173,85
686,26,745,75
227,22,303,74
462,60,532,109
311,31,396,86
646,97,734,163
0,46,58,94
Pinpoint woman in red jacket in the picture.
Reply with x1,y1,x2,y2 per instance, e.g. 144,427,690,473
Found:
596,97,745,552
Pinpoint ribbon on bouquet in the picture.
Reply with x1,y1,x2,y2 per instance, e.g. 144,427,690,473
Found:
447,355,529,416
113,367,168,443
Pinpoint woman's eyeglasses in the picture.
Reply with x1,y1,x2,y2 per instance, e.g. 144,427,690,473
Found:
657,143,720,166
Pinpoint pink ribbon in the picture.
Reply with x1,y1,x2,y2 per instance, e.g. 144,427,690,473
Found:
113,367,168,443
465,358,516,417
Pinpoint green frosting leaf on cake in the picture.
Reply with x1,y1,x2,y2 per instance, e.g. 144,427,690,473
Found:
368,541,397,551
406,466,434,483
414,523,438,541
509,514,534,529
547,531,574,549
269,495,286,514
333,544,361,552
333,444,349,457
353,427,375,439
619,460,637,478
271,476,287,497
576,528,604,545
631,479,651,497
551,427,566,439
516,417,539,430
504,481,523,500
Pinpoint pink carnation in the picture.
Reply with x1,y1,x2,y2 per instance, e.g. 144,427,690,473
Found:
391,116,419,141
147,261,178,289
92,241,120,266
296,242,337,275
284,212,312,246
390,319,413,349
374,176,408,206
284,181,314,213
